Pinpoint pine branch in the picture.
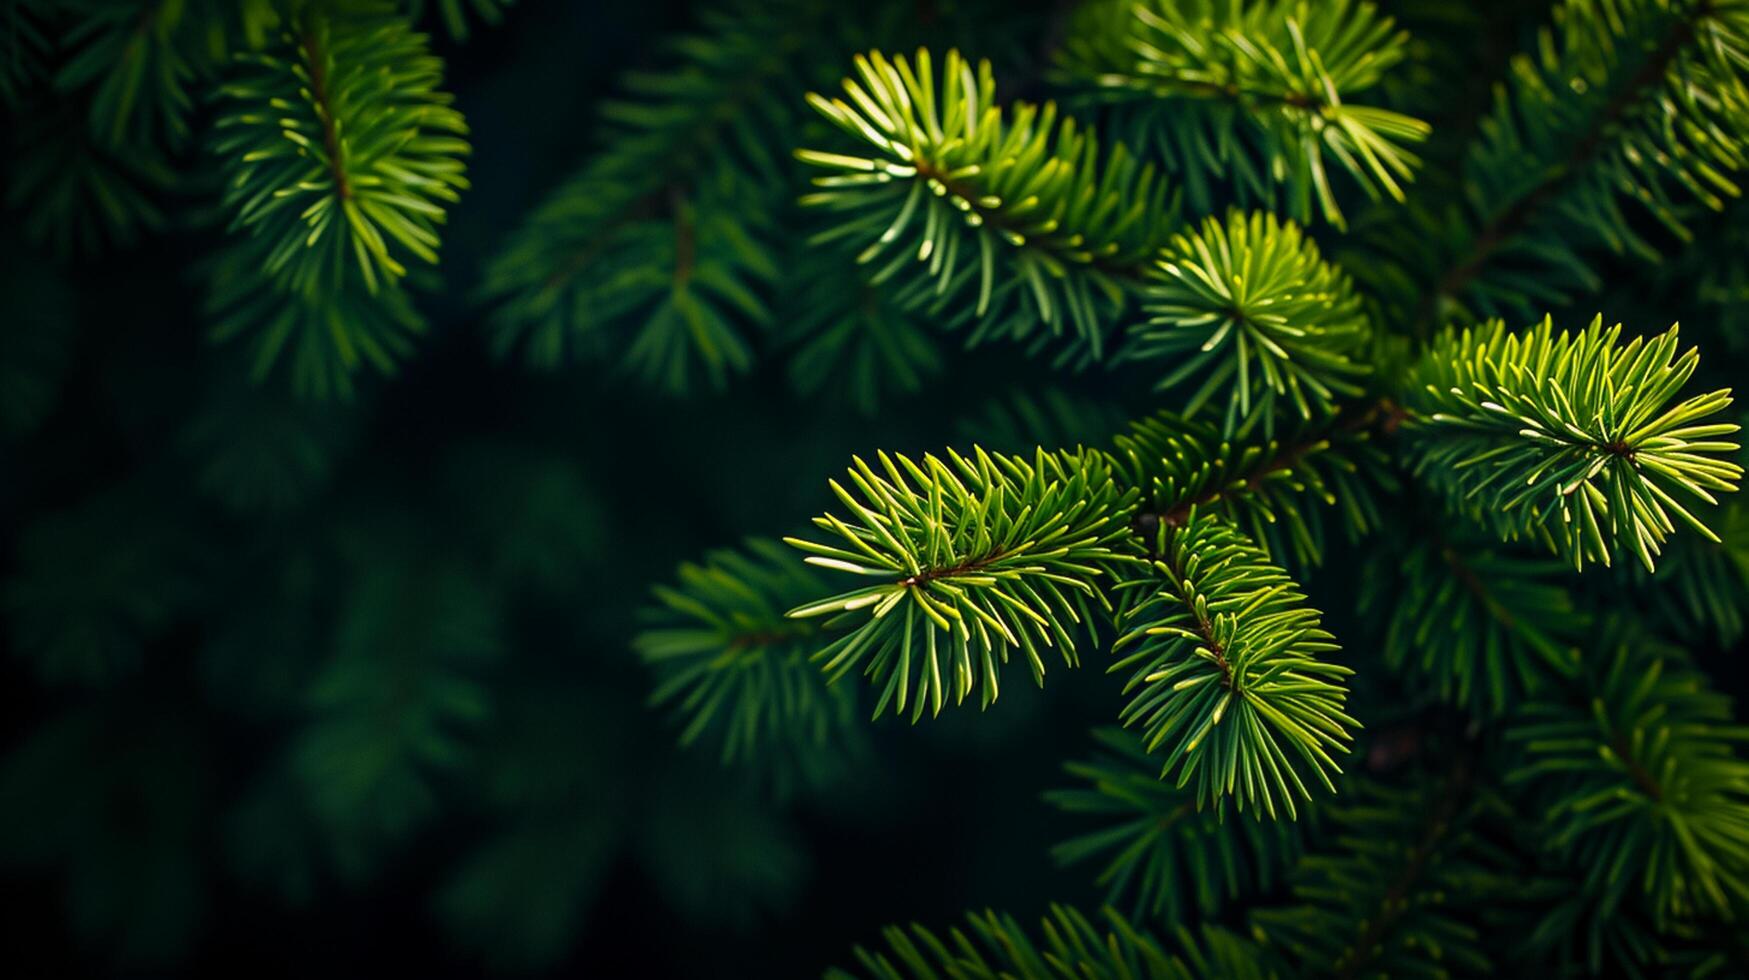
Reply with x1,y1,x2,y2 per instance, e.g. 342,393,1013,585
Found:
204,244,426,400
1252,765,1506,978
1115,406,1392,568
482,0,811,389
1112,515,1356,818
43,0,280,149
797,48,1180,361
1507,639,1749,927
1404,0,1749,330
1361,521,1588,717
1052,0,1429,226
637,539,864,792
1398,316,1742,571
785,446,1141,719
5,102,177,257
777,240,944,415
208,1,468,396
1122,210,1373,438
827,904,1278,980
1431,12,1697,308
213,3,469,297
53,0,210,148
1502,873,1678,978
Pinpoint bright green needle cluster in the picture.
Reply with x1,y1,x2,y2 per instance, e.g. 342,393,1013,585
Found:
1054,0,1429,225
1400,316,1742,571
785,446,1141,719
1126,210,1371,436
1113,514,1355,818
798,49,1180,360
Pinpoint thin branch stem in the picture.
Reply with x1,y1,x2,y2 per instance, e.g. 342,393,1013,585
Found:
299,24,352,201
1332,752,1474,980
1415,7,1701,334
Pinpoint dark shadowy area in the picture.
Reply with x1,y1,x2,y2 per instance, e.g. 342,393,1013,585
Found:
0,2,1131,976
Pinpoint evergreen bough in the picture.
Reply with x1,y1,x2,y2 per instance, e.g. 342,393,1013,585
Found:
639,9,1749,973
9,0,1749,973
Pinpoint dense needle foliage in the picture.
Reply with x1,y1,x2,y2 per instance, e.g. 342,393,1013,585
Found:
4,0,1749,976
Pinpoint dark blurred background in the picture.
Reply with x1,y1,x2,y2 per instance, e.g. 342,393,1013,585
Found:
0,2,1158,975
